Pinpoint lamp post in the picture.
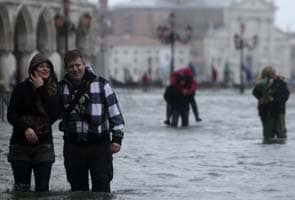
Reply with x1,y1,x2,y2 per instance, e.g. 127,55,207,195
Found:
157,13,192,75
233,24,258,94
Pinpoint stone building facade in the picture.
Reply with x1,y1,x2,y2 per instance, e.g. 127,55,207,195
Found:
0,0,98,91
108,0,294,84
106,35,190,84
204,0,292,84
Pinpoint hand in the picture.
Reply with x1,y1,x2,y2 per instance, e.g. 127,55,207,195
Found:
30,72,44,88
111,143,121,154
25,128,39,144
259,96,273,104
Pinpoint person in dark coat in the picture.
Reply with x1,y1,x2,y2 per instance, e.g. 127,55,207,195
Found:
7,53,59,192
164,64,201,125
164,74,190,127
252,66,289,144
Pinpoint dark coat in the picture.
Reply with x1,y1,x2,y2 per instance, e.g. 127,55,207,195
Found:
164,85,190,111
7,79,60,145
253,77,289,116
271,78,289,114
7,54,59,145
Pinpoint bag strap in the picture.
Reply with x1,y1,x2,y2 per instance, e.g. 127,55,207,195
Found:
63,79,91,120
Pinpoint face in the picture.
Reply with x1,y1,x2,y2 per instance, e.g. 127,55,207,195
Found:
65,57,86,82
35,63,51,79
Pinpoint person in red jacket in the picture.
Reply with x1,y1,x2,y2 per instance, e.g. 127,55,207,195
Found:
164,63,202,125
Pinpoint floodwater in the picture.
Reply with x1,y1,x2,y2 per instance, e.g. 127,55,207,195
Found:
1,89,295,200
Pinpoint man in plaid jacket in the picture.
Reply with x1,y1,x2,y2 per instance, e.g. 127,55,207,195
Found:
59,49,125,192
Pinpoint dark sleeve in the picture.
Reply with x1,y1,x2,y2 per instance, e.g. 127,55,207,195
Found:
273,81,289,104
252,84,262,99
7,86,29,133
164,87,169,102
36,84,61,123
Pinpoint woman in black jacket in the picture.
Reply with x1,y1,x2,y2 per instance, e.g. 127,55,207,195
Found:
7,53,59,192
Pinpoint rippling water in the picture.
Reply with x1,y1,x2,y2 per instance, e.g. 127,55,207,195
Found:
1,89,295,200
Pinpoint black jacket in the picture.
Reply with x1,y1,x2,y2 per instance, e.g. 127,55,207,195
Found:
164,85,190,110
271,78,289,114
7,79,60,145
253,77,289,116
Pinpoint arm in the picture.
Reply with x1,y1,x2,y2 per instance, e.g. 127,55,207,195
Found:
7,85,39,144
103,82,125,152
7,85,29,132
273,80,289,104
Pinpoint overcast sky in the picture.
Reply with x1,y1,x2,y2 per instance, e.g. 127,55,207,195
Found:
92,0,295,31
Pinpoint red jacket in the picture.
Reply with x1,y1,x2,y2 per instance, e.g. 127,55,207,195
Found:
170,67,197,96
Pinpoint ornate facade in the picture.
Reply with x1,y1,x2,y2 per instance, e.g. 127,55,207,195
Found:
0,0,98,91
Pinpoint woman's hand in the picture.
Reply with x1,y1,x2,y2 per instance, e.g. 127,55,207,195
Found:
25,128,39,144
30,72,44,88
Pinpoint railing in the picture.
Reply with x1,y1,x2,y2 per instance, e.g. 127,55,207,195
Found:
0,91,10,121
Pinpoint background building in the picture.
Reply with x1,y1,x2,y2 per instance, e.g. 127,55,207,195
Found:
106,35,190,85
107,0,294,84
204,0,291,85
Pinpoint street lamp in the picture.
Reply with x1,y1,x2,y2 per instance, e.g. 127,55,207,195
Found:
157,12,192,75
233,24,258,94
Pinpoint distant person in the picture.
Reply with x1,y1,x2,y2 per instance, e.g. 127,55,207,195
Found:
58,49,125,192
141,72,151,91
164,63,201,125
252,66,289,144
164,73,190,127
7,53,59,192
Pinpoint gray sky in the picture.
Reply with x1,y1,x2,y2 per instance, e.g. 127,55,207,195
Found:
274,0,294,31
92,0,295,31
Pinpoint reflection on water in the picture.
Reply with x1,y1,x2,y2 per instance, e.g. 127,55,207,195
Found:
1,89,295,200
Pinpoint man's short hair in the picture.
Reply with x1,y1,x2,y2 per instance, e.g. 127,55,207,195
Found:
64,49,84,67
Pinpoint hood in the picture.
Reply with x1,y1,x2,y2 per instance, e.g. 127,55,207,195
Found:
28,53,55,77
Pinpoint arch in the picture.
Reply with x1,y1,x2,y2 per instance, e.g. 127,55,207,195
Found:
76,13,93,51
14,5,34,52
14,5,34,82
37,8,56,55
0,5,12,51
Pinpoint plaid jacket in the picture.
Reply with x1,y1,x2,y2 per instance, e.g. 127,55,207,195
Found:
59,67,124,144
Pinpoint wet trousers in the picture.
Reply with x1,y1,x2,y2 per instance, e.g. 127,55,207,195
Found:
171,108,189,127
189,95,200,120
63,142,113,192
10,161,52,192
260,112,287,140
166,104,190,127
